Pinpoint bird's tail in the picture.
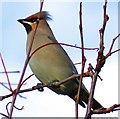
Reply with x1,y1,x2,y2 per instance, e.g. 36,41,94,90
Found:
68,83,103,109
79,88,103,110
92,98,103,110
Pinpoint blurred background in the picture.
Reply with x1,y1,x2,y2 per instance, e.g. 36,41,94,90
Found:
0,0,119,117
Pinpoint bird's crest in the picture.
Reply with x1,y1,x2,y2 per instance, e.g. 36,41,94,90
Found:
25,11,52,21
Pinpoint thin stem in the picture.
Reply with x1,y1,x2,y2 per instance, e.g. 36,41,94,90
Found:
85,71,99,119
106,33,120,58
0,71,20,74
76,2,86,119
85,1,108,118
29,42,98,60
0,53,13,92
9,1,44,118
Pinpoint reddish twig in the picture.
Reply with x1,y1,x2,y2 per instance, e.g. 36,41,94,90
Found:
75,2,86,119
88,63,103,81
105,33,120,58
8,1,44,118
29,42,99,60
0,82,26,99
92,104,120,115
39,0,44,16
99,0,109,48
0,53,13,92
1,72,94,101
20,73,34,88
85,72,99,119
74,62,81,65
85,1,108,119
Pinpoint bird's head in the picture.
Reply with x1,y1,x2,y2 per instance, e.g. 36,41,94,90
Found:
18,11,51,34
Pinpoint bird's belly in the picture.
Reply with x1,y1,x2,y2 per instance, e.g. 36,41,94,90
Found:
29,45,78,95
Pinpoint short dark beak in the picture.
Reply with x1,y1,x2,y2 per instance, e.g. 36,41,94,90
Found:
17,19,24,24
17,19,31,34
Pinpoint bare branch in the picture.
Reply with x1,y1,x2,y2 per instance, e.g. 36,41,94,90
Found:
75,2,86,119
0,82,26,99
1,72,93,101
0,74,80,101
0,113,9,118
9,1,45,118
106,33,120,58
92,104,120,115
99,0,109,48
85,1,108,118
85,71,99,119
29,42,98,60
0,53,13,92
0,71,20,74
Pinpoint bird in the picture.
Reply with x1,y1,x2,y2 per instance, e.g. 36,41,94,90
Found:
18,11,103,109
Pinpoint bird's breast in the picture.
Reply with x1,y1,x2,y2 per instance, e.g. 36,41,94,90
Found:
26,28,78,95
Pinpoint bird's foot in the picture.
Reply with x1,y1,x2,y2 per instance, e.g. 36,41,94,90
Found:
36,83,44,92
48,80,60,88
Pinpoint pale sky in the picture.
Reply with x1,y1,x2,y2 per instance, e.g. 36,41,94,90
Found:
0,0,119,118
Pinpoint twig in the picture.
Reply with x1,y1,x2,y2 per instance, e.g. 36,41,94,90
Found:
85,1,108,118
99,0,109,48
49,74,80,88
30,42,99,59
6,102,10,116
92,104,120,115
110,48,120,55
6,102,24,117
0,113,9,118
105,33,120,58
0,53,13,92
0,74,80,101
8,1,44,118
88,63,103,81
1,72,95,101
76,2,86,119
0,82,26,99
20,74,34,88
0,71,20,74
7,102,24,111
0,82,26,85
74,62,81,65
85,71,99,119
9,22,38,118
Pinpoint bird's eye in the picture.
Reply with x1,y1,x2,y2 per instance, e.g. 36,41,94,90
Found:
29,18,37,22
